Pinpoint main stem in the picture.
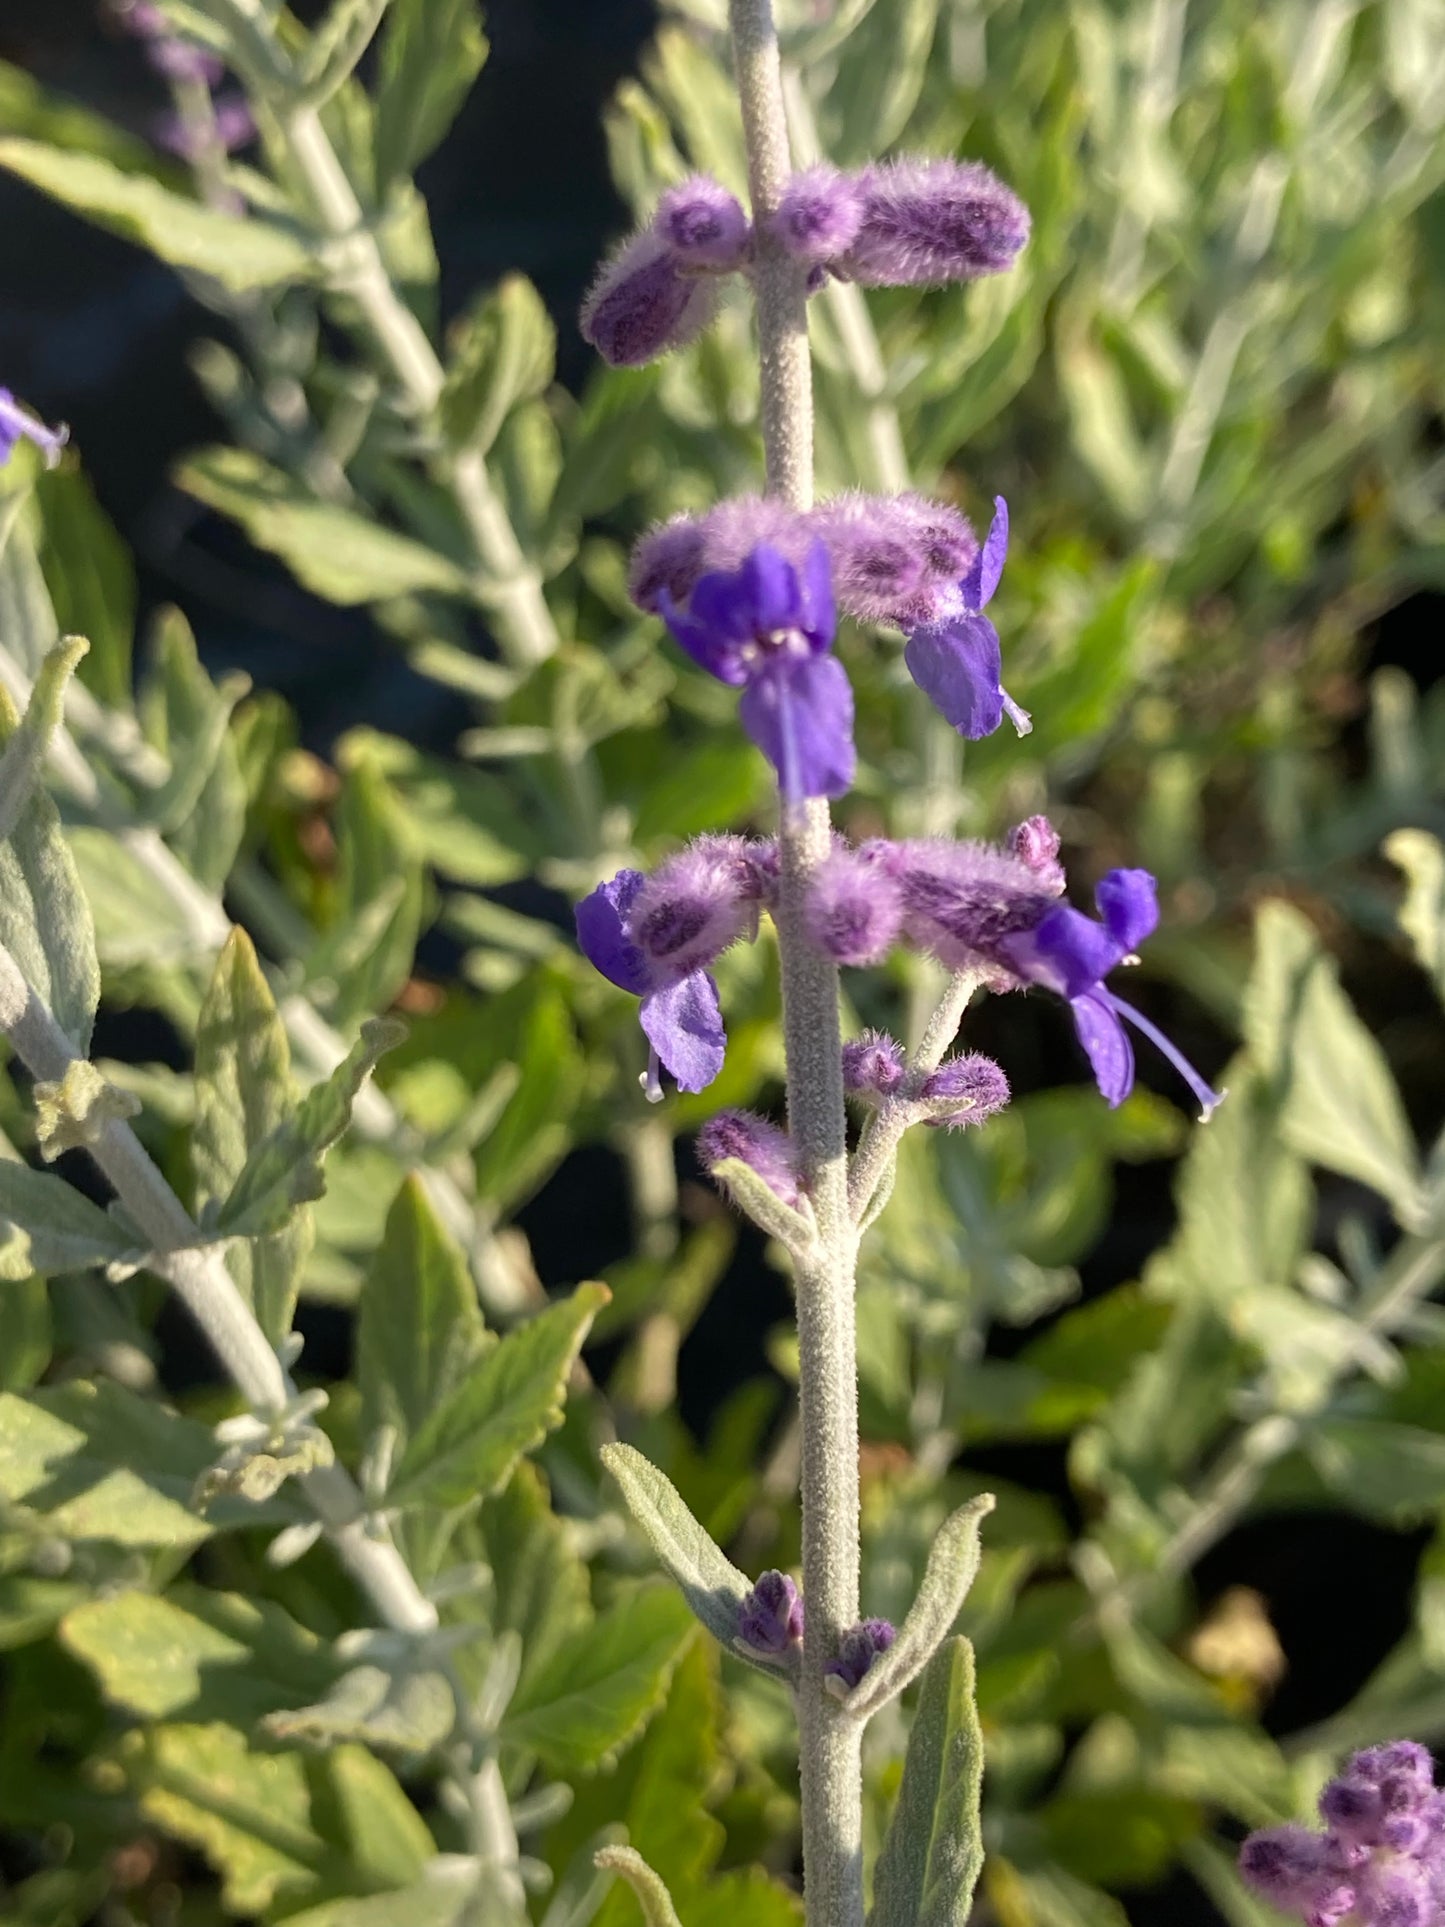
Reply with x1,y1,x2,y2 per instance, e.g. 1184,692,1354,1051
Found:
728,5,862,1922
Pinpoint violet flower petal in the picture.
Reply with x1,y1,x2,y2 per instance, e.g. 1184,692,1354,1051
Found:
903,613,1005,739
1030,903,1126,999
798,536,837,652
575,870,651,996
640,971,726,1094
1069,988,1135,1107
961,495,1008,611
1095,868,1158,952
739,653,856,803
657,585,751,685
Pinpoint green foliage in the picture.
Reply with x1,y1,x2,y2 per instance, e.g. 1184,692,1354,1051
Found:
870,1638,985,1927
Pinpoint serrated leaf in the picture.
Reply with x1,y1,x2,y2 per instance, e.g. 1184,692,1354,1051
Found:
0,1381,214,1548
476,1461,590,1699
358,1175,488,1455
179,447,470,605
0,1160,137,1280
1244,901,1420,1218
0,670,100,1053
217,1018,404,1238
263,1662,455,1754
388,1281,606,1509
501,1584,694,1772
869,1638,984,1927
194,930,311,1345
441,275,556,454
374,0,488,188
593,1847,683,1927
60,1587,336,1724
849,1495,994,1717
0,139,315,291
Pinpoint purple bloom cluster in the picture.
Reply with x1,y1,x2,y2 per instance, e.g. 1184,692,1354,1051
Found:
581,155,1027,366
0,390,68,470
738,1570,805,1654
826,1617,896,1689
1240,1744,1444,1927
117,1,255,159
633,494,1026,742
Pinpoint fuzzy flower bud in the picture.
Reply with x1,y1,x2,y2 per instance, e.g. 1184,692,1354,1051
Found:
738,1570,804,1654
1009,814,1063,881
808,495,926,626
804,848,904,966
826,1618,896,1690
655,175,751,269
920,1053,1010,1128
580,231,716,368
627,840,757,979
769,163,865,265
842,1030,907,1099
628,495,811,614
838,157,1031,287
697,1109,803,1210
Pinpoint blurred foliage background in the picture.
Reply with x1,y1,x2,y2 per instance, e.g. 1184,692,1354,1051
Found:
0,0,1441,1923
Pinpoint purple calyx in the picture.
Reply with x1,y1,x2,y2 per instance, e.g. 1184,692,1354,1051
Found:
738,1570,804,1655
826,1618,896,1690
697,1110,803,1210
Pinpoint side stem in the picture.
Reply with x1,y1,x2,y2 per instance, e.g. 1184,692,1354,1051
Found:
728,5,862,1922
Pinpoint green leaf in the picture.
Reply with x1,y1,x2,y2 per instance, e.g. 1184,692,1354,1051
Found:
374,0,488,189
501,1583,694,1772
178,448,470,605
388,1281,606,1509
0,1381,214,1549
137,607,247,887
262,1663,455,1754
217,1018,404,1238
357,1174,488,1453
194,930,311,1345
0,139,315,291
828,0,940,161
475,1461,592,1699
60,1587,336,1724
34,467,134,705
600,1442,781,1672
869,1638,984,1927
441,274,556,455
67,826,205,969
849,1495,994,1717
1306,1417,1445,1525
313,760,424,1028
0,1160,136,1281
0,1274,50,1389
1385,829,1445,1004
0,665,100,1053
1244,901,1421,1219
594,1847,684,1927
469,971,587,1211
339,728,541,885
299,0,391,103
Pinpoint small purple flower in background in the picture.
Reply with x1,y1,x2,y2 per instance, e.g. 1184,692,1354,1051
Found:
738,1570,805,1654
581,231,717,369
116,1,224,84
803,847,903,965
157,92,256,162
836,157,1031,287
1001,867,1223,1117
903,496,1031,739
698,1110,803,1209
659,542,855,805
920,1053,1010,1128
0,390,68,470
1240,1743,1445,1927
842,1029,907,1099
575,840,758,1100
769,163,865,266
655,176,752,270
826,1618,896,1690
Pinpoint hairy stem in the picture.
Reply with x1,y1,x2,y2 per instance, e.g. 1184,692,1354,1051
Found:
728,4,862,1920
848,969,981,1221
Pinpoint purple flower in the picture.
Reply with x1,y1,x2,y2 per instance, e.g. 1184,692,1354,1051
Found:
843,1030,907,1099
157,90,256,160
803,847,903,964
807,494,927,626
629,496,810,614
837,157,1031,287
880,835,1064,981
826,1618,896,1689
1000,868,1224,1119
697,1109,803,1209
660,542,855,805
920,1053,1010,1128
575,848,755,1100
903,496,1030,739
656,175,751,270
738,1570,805,1654
769,164,865,265
580,231,716,368
0,390,68,470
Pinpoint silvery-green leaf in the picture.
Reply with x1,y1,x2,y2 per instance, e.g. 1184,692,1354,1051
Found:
36,465,135,705
299,0,391,103
194,930,311,1345
1385,829,1445,1004
1245,900,1421,1220
137,608,247,889
0,1159,134,1281
869,1638,984,1927
263,1662,456,1754
441,274,556,456
600,1441,790,1676
374,0,488,189
707,1156,814,1250
847,1494,994,1718
0,139,315,291
593,1847,684,1927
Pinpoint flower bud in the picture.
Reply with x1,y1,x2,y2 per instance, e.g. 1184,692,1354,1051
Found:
738,1570,804,1653
580,231,716,368
655,175,751,270
838,158,1031,287
825,1618,895,1690
697,1109,802,1209
920,1053,1010,1128
769,164,864,265
842,1030,906,1099
804,849,903,966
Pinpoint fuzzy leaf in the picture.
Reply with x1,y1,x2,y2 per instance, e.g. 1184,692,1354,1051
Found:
476,1461,591,1699
388,1281,606,1510
593,1847,684,1927
375,0,488,187
0,139,315,290
848,1495,994,1717
194,931,311,1345
441,274,556,455
0,1160,136,1281
501,1585,694,1771
137,607,247,886
217,1018,404,1238
706,1156,814,1249
35,468,134,706
869,1637,985,1927
263,1663,456,1754
178,448,470,605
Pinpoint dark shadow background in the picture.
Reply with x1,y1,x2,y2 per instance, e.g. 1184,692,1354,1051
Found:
2,8,1439,1924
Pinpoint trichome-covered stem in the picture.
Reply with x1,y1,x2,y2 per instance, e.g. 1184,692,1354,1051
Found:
728,3,863,1921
